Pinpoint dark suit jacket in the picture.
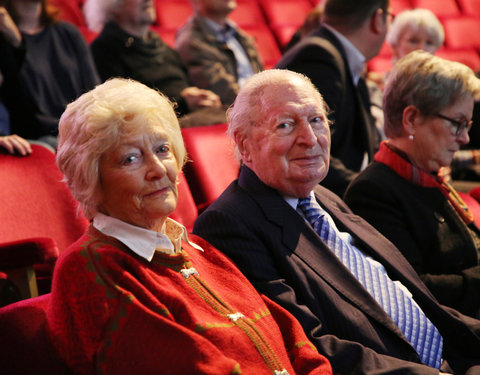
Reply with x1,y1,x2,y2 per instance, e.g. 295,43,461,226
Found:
194,166,480,375
276,26,378,197
344,161,480,317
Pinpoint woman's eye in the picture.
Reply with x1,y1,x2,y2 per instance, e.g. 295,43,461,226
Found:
156,144,170,154
123,154,138,165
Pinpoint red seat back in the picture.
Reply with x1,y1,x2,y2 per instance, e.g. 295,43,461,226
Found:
154,0,193,30
182,123,239,211
443,17,480,50
0,144,88,253
243,24,282,69
457,0,480,17
410,0,461,18
169,172,198,232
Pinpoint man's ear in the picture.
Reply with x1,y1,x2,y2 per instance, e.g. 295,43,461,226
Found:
402,105,420,136
370,8,384,34
234,132,251,164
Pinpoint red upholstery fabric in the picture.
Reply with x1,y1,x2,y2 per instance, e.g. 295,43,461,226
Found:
182,123,239,211
230,0,266,27
459,191,480,229
0,144,88,252
48,0,86,27
443,17,480,50
154,0,193,29
0,294,72,374
169,172,198,232
243,24,282,69
259,0,313,28
457,0,480,17
0,144,89,292
436,48,480,72
410,0,461,18
391,0,413,15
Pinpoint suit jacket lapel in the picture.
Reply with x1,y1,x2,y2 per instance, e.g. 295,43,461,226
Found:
238,166,412,342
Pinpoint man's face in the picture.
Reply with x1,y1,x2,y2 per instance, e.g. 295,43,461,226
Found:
194,0,236,18
116,0,156,27
239,79,330,198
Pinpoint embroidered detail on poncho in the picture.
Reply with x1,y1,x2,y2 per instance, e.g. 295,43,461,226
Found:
274,369,290,375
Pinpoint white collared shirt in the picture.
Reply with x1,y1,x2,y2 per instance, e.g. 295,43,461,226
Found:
93,213,203,262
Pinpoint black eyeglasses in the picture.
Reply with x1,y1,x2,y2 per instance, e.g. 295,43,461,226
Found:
434,113,473,136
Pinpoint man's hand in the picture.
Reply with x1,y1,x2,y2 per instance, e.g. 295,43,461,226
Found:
181,86,222,111
0,7,21,47
0,135,32,156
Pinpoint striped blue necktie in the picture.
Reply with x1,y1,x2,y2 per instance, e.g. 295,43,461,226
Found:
298,195,443,368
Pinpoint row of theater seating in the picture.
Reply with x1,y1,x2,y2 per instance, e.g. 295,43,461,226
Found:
48,0,480,72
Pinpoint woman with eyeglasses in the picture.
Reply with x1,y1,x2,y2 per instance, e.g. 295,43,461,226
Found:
344,50,480,318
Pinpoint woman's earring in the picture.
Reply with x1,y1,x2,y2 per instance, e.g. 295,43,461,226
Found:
409,134,414,141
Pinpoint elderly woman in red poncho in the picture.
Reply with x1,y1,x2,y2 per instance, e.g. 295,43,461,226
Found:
46,77,332,375
345,50,480,318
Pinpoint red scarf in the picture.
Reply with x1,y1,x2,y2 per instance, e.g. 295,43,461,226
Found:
374,141,474,225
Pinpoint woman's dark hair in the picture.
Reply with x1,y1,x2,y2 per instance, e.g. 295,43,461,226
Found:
0,0,59,27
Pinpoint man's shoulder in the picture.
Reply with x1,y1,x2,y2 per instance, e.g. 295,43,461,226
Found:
176,16,209,46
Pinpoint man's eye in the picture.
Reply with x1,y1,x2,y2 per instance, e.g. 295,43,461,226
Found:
277,123,291,130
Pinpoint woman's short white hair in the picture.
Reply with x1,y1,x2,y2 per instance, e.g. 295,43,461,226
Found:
386,9,444,49
227,69,328,160
83,0,122,33
383,50,480,138
56,78,186,219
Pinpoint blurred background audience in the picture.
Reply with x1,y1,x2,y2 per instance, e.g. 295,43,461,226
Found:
0,0,99,149
84,0,225,127
175,0,263,106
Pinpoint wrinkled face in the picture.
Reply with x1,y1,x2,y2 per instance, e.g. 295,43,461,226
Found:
98,123,179,231
116,0,156,27
411,95,473,172
394,26,439,59
195,0,236,18
240,80,330,198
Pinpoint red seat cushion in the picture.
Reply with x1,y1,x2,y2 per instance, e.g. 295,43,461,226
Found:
0,294,72,373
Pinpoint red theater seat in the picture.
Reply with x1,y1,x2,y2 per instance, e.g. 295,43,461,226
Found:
170,172,198,233
391,0,413,15
243,24,282,69
0,144,89,296
154,0,193,30
230,0,266,27
457,0,480,17
259,0,313,28
181,123,239,211
436,48,480,72
443,17,480,50
0,294,72,373
410,0,461,18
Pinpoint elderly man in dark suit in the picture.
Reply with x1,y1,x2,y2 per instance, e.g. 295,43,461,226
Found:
193,69,480,375
276,0,391,197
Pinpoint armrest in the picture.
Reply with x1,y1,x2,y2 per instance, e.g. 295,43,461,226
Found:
0,238,59,269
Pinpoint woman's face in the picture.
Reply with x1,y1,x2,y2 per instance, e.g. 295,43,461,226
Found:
97,123,179,232
393,26,439,60
410,95,473,173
